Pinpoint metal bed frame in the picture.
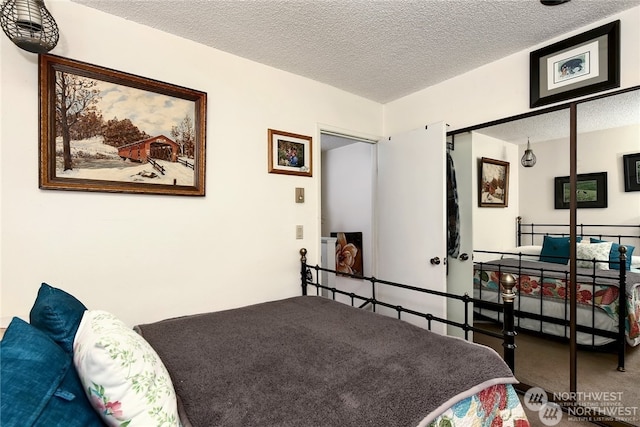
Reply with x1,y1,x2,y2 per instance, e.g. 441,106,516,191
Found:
298,248,519,373
516,216,640,248
474,217,639,371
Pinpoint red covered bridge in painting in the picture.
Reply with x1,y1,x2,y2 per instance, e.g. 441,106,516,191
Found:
117,135,179,163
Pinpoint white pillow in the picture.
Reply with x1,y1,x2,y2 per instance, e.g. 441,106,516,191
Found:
632,255,640,269
73,310,180,426
577,241,612,271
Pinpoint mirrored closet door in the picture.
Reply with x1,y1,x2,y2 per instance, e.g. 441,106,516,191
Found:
453,86,639,426
466,107,573,399
574,89,639,425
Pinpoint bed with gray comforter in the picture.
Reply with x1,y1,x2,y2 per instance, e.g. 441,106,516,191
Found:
135,296,529,427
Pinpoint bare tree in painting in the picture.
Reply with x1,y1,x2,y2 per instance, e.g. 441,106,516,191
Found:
55,71,101,170
170,115,195,158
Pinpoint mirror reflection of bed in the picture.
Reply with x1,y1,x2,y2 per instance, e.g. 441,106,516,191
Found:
455,88,640,426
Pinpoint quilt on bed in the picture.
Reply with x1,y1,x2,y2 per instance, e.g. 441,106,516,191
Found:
474,258,640,343
427,383,528,427
135,296,528,427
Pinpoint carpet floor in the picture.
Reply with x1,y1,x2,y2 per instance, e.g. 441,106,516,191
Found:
473,322,639,427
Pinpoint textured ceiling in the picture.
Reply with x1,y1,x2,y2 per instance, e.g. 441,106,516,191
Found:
70,0,640,104
322,89,640,150
473,89,640,144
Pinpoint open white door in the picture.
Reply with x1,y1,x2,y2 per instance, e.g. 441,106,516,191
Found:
376,122,447,334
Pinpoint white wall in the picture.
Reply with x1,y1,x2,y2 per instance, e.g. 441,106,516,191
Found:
471,134,520,256
321,142,375,296
0,1,382,326
321,143,375,266
519,125,640,226
457,121,640,256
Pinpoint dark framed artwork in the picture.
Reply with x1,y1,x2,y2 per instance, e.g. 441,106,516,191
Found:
479,157,509,207
530,20,620,108
330,232,363,277
554,172,608,209
623,153,640,192
39,54,207,196
268,129,312,177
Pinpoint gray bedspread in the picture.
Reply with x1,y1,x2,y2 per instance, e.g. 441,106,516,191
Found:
135,296,516,427
475,258,640,294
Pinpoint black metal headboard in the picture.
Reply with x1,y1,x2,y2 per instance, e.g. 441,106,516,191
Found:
516,216,640,247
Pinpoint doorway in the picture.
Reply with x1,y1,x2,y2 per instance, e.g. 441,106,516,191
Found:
320,124,450,332
320,131,377,301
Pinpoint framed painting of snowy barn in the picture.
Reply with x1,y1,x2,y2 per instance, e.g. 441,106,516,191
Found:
478,157,509,208
39,54,207,196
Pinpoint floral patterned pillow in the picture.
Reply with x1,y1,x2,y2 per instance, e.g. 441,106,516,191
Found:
577,241,612,270
73,310,180,426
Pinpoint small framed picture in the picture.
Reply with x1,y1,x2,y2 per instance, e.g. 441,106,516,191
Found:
530,20,620,108
268,129,312,177
479,157,509,207
554,172,608,209
623,153,640,192
331,231,363,277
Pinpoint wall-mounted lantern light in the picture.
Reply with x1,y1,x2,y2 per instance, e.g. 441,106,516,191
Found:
0,0,58,53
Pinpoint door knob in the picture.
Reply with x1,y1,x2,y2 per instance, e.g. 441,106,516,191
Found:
459,253,469,261
430,257,441,265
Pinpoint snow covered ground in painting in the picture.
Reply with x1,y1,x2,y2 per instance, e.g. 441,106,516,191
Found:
55,137,194,186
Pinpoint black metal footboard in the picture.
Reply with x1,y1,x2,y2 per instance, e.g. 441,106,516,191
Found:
473,247,628,371
299,248,519,372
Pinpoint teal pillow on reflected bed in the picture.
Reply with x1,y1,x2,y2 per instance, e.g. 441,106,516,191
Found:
539,235,582,264
590,238,635,271
0,317,104,427
29,283,87,354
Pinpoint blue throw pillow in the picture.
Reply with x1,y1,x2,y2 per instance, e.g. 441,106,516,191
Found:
29,283,87,354
590,238,635,271
539,235,581,264
0,317,104,427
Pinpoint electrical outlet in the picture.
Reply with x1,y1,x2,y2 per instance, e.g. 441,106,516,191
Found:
296,225,303,239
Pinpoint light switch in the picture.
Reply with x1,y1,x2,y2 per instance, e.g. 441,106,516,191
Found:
295,187,305,203
296,225,303,239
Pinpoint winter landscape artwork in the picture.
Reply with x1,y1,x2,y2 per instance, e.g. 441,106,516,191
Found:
39,55,207,196
479,157,509,208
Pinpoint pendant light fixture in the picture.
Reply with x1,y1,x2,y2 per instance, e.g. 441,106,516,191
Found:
0,0,59,53
521,138,537,168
